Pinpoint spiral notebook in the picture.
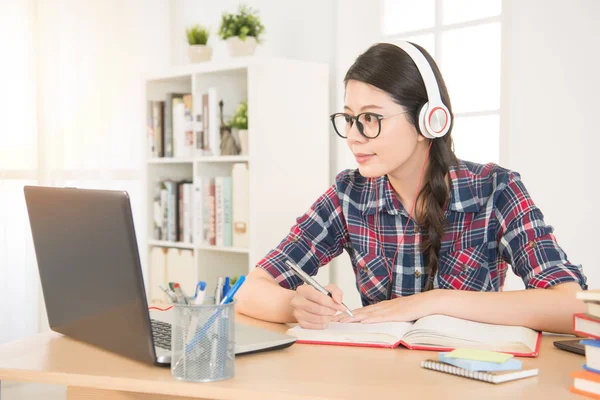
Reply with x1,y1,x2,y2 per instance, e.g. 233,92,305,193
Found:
421,359,539,384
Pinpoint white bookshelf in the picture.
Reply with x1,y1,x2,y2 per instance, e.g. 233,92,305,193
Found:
143,57,330,298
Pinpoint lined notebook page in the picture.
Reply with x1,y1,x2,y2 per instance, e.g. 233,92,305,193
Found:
406,315,538,352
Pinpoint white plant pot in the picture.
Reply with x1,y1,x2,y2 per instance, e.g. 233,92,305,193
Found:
238,129,249,155
188,45,212,63
226,36,257,57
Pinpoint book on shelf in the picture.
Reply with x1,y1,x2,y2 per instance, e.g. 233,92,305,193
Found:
148,88,232,159
232,163,249,248
147,100,165,158
222,176,233,247
215,177,233,247
208,178,216,246
151,166,247,249
286,314,541,357
195,88,221,157
180,182,193,243
183,94,194,158
163,93,186,157
207,87,220,156
193,179,204,246
421,359,538,384
202,178,212,244
153,179,193,244
215,177,223,246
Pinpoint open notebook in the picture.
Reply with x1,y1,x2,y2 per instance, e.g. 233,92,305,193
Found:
287,314,541,357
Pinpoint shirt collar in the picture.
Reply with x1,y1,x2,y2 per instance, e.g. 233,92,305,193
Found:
361,160,481,216
362,175,401,216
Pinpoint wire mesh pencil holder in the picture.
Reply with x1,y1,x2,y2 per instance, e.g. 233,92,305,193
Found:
170,297,235,382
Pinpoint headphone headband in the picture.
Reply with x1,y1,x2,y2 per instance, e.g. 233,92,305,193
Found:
393,41,443,105
391,41,451,139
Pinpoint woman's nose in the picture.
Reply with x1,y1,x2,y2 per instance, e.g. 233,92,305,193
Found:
346,121,367,145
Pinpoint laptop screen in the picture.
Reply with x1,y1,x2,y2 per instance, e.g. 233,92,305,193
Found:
24,186,157,364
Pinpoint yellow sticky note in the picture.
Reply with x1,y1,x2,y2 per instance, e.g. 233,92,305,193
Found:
445,348,513,364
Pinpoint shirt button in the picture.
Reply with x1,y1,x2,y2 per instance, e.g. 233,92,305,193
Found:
414,270,422,278
413,225,420,234
528,240,537,249
461,264,468,273
362,266,368,273
291,236,299,243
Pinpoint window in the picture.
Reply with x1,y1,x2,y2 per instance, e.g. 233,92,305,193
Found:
0,0,167,344
382,0,502,164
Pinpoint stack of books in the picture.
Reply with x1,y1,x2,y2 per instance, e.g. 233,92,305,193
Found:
571,290,600,397
420,348,538,384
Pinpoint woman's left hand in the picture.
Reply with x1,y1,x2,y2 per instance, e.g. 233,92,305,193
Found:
332,290,441,324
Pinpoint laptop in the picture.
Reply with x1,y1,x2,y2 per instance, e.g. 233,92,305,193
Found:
23,185,296,366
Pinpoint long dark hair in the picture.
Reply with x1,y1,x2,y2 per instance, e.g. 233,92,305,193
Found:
344,42,458,291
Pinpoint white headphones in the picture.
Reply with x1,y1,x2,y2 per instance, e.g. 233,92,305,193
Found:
393,41,451,139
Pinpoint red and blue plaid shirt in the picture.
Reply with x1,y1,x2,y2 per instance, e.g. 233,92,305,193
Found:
257,160,588,306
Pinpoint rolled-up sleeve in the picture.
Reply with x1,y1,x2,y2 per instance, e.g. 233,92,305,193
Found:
495,172,588,290
256,184,349,290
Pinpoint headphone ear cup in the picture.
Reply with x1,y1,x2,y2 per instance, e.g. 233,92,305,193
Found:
418,103,435,139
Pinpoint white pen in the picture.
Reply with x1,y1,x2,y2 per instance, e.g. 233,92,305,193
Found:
285,260,354,317
214,277,224,305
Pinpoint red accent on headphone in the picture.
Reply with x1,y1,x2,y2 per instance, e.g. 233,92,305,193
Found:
428,106,449,133
362,141,433,298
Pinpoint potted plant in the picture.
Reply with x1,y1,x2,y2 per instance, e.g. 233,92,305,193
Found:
218,5,265,57
228,100,249,155
186,24,212,63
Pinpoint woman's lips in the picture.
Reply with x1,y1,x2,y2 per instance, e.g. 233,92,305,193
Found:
354,153,374,164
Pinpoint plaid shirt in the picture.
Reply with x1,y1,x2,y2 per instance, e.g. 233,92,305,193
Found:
257,160,588,306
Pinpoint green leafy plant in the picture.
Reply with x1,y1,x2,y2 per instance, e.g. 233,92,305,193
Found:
218,5,265,43
228,100,248,130
186,25,210,46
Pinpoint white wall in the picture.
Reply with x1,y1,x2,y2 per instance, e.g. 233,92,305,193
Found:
170,0,335,67
501,0,600,290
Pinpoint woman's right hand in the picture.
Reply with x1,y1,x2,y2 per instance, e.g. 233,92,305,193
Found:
291,284,348,329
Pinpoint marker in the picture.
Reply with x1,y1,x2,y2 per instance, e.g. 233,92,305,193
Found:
220,275,246,304
172,283,189,305
222,276,231,299
194,281,207,305
158,284,177,303
214,277,224,305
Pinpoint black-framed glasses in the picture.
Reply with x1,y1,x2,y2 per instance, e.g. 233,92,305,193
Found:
330,111,409,139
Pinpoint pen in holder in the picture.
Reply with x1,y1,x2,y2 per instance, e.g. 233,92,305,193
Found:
170,296,235,382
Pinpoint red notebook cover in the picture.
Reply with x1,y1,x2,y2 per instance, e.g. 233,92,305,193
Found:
573,313,600,339
295,331,542,357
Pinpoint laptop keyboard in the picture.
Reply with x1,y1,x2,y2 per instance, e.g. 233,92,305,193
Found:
151,319,172,350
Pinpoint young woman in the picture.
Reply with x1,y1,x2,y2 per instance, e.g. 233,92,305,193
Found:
236,42,588,334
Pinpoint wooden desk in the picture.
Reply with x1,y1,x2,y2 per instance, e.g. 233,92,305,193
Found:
0,315,584,400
